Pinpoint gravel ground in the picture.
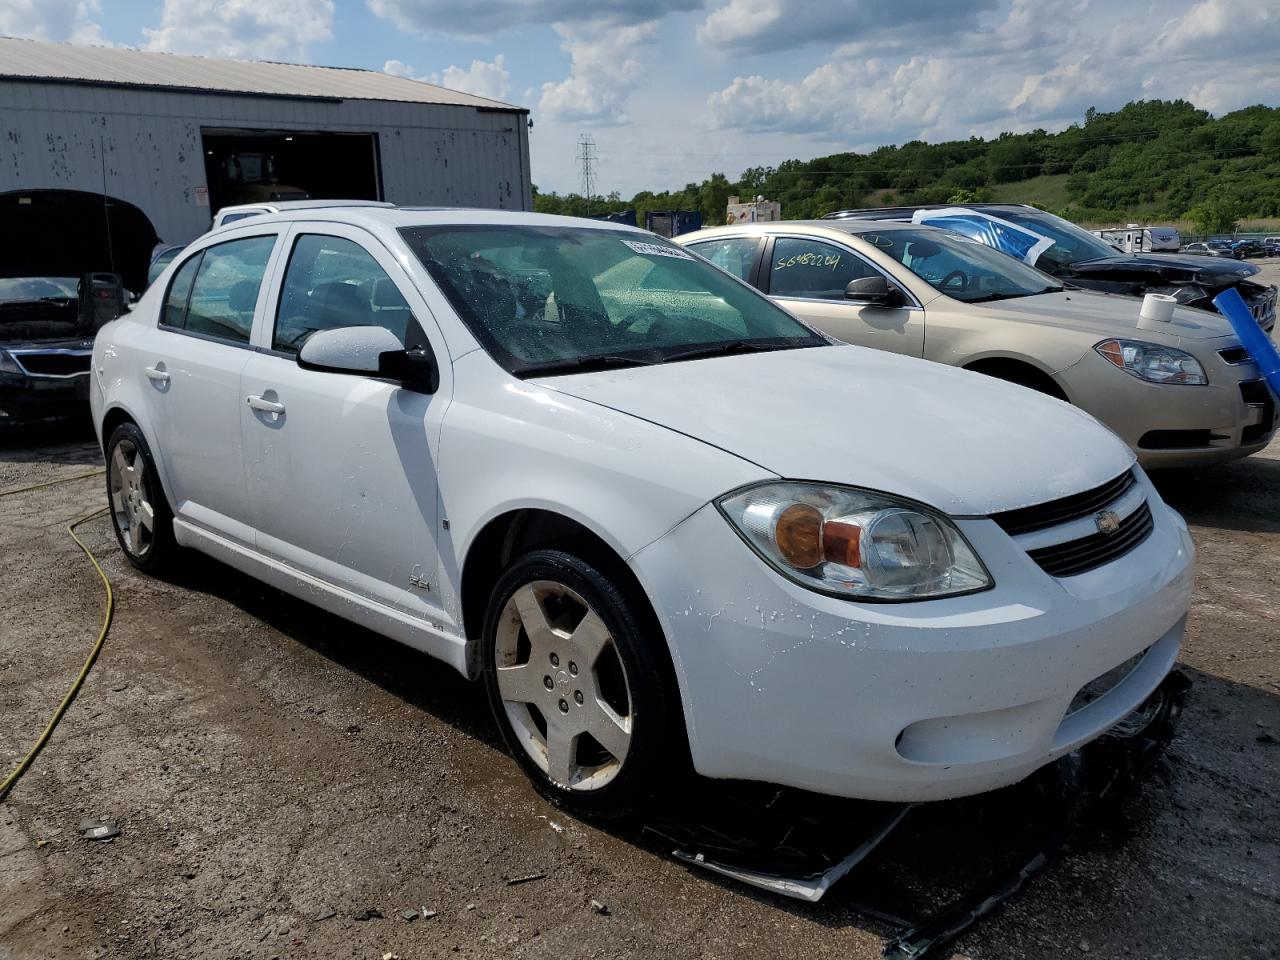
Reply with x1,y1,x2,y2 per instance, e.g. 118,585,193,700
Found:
1,368,1278,959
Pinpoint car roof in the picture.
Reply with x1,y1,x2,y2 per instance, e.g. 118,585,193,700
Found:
823,203,1038,220
215,205,653,235
217,199,395,214
682,219,937,241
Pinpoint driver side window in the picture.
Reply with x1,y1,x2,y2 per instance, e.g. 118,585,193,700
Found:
273,234,412,354
769,238,877,300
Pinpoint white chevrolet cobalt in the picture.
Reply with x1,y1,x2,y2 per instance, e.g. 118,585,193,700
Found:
91,208,1194,816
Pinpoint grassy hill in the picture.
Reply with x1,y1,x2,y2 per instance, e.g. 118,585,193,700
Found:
534,100,1280,234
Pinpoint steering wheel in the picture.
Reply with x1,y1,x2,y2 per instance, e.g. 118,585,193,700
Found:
621,306,671,339
940,269,969,293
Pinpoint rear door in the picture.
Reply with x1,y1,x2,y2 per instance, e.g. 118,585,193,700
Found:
142,232,280,545
238,223,450,622
763,235,924,356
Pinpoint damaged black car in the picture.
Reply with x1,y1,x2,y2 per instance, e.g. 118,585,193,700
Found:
825,203,1277,331
0,190,156,428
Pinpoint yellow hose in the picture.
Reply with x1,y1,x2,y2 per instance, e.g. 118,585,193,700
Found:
0,469,111,803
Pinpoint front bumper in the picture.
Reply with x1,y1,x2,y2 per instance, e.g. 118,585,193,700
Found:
629,473,1194,802
0,371,91,425
1061,342,1277,468
0,340,94,426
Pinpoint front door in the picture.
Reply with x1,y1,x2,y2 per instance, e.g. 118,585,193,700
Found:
766,236,924,356
239,224,447,622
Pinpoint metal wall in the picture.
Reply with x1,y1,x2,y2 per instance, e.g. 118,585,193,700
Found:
0,80,532,244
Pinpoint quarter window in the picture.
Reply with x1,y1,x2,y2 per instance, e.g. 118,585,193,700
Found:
160,253,201,329
769,237,878,301
686,237,762,282
177,236,276,344
273,234,413,354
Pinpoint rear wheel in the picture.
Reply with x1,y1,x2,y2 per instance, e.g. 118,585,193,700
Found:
482,549,680,819
105,422,177,573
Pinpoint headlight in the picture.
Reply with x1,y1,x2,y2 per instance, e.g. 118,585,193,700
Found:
1095,339,1207,385
0,349,22,375
717,482,992,601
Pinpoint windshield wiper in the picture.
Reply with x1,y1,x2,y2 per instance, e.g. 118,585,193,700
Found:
661,340,794,364
961,292,1019,304
518,353,659,377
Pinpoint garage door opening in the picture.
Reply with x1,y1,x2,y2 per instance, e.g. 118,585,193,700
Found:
201,129,381,214
0,189,158,294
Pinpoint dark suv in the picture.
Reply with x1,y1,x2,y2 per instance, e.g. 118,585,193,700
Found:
825,204,1277,331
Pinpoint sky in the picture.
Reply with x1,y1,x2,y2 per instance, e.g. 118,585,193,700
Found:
2,0,1278,196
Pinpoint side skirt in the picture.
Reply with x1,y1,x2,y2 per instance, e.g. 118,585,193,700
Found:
173,518,473,678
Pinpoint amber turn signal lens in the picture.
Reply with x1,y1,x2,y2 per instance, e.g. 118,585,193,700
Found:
822,519,862,567
774,503,824,568
1096,340,1125,367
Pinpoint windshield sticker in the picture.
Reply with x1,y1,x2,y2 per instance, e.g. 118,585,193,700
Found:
775,251,842,271
622,239,694,260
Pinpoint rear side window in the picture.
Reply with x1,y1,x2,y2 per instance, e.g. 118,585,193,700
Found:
686,237,762,282
160,253,201,329
273,234,412,354
769,237,878,300
181,236,276,344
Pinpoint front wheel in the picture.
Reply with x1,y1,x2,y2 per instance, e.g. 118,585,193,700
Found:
105,422,178,573
481,549,681,819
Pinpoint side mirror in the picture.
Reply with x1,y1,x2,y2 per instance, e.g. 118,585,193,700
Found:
297,325,439,394
845,276,901,306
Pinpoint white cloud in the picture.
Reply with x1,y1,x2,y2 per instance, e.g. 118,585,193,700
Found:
431,55,511,101
382,58,415,77
0,0,111,45
366,0,698,38
698,0,997,54
707,0,1280,145
368,0,697,124
382,55,512,101
143,0,334,61
538,23,659,124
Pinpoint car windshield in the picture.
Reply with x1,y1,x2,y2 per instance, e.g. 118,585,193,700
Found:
0,277,78,304
993,209,1121,270
400,224,827,376
860,228,1063,303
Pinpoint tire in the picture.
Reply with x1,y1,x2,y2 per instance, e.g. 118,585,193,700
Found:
105,422,178,573
481,548,681,819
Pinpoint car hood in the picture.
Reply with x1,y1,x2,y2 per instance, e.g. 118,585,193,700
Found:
970,289,1234,341
0,190,158,292
535,345,1134,517
1061,253,1259,287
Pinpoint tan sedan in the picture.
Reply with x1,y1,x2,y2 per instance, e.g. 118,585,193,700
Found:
677,221,1277,468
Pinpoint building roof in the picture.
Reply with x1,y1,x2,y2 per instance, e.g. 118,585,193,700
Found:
0,36,525,111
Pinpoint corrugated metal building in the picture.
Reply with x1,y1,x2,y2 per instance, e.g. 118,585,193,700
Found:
0,37,532,250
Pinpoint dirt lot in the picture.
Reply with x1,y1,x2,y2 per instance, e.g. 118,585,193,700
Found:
2,350,1279,958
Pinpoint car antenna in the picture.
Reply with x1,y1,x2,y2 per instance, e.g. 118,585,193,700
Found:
98,133,118,281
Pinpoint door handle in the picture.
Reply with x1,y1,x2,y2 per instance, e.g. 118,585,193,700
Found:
246,395,286,416
144,365,170,383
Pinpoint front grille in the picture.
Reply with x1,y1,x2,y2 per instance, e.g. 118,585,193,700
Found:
1250,287,1277,332
1218,346,1250,365
1138,428,1217,449
1067,646,1150,715
12,351,91,376
990,470,1136,536
1240,379,1274,405
1027,503,1154,577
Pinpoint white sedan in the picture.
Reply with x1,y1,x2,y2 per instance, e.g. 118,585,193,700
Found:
91,208,1194,816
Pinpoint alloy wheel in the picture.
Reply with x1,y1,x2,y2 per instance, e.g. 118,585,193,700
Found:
108,438,155,558
494,580,633,790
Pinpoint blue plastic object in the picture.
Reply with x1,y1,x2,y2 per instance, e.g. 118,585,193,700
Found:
1213,287,1280,399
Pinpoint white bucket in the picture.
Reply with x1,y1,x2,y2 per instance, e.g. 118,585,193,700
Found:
1138,293,1177,328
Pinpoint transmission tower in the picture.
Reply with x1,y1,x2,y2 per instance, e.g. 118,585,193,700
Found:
577,134,597,217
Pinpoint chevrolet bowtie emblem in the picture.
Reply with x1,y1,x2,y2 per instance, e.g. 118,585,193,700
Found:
1095,510,1121,535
